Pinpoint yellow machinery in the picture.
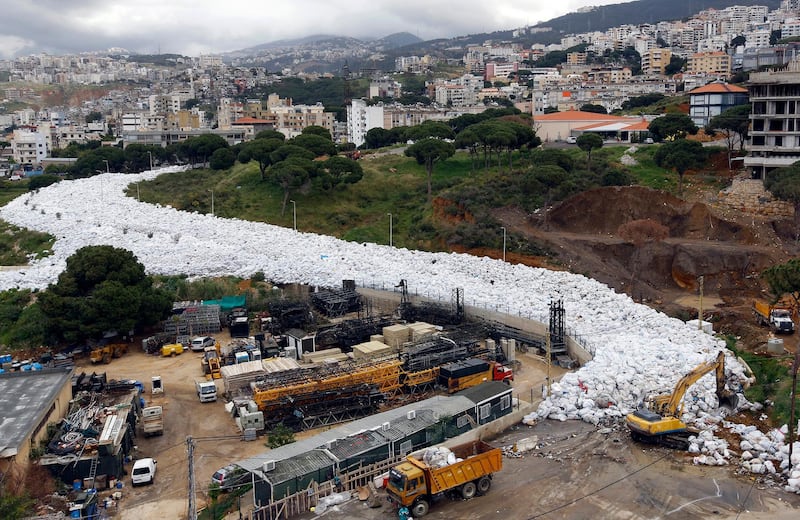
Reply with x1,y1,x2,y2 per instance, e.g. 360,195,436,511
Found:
201,345,222,379
626,351,738,449
90,343,128,364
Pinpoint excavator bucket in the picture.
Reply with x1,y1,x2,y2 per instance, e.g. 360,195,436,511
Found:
719,391,738,411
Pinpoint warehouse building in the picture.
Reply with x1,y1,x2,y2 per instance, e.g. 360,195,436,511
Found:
0,368,74,478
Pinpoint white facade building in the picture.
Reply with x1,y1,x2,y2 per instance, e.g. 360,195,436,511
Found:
347,99,385,147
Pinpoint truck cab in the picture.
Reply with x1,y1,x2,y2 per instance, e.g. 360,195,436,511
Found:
387,462,427,508
196,380,217,402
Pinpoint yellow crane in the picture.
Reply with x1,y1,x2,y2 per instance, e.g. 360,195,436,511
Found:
626,351,738,449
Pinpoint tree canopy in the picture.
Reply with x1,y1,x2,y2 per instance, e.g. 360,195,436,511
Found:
762,258,800,310
648,113,698,142
653,138,706,194
706,104,750,154
404,138,455,199
37,246,172,344
764,164,800,235
576,133,604,170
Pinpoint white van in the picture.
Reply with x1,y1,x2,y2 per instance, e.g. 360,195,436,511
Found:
131,458,157,486
190,336,215,351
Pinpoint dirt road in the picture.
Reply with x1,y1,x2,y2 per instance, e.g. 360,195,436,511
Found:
301,420,800,520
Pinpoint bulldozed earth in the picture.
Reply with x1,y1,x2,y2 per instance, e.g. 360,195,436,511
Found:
491,182,800,356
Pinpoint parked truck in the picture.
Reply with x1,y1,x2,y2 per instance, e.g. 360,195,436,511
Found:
196,380,218,402
386,440,502,517
753,300,795,334
438,358,513,393
141,406,164,437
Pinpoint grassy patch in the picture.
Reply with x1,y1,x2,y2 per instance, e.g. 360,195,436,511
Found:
0,220,54,265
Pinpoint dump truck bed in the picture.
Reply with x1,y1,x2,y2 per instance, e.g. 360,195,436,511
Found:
412,441,502,494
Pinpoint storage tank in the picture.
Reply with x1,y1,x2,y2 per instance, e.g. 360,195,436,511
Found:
767,337,784,354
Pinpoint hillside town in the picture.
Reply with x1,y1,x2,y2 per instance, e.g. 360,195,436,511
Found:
4,2,800,520
5,1,800,172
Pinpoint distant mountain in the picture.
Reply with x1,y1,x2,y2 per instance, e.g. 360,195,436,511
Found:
371,32,424,50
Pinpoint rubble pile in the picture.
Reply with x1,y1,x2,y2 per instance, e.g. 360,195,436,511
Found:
0,169,798,492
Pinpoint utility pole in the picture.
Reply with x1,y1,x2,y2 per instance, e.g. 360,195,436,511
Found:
789,348,799,472
546,324,552,397
698,275,704,330
187,436,196,520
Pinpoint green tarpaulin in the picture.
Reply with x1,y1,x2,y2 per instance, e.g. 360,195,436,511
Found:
203,295,246,312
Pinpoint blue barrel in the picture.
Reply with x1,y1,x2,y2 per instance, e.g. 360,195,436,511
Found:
0,354,12,364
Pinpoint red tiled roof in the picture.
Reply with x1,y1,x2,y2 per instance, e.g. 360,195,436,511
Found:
689,83,748,94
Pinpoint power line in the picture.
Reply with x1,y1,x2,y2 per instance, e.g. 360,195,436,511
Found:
527,453,669,519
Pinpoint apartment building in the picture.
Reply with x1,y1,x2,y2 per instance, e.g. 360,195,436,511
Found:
744,59,800,178
688,82,749,127
11,129,48,165
688,52,732,77
642,49,673,75
347,99,386,147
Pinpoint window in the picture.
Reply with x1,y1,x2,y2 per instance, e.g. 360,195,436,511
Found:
457,415,470,428
399,440,412,456
501,395,511,410
479,403,491,420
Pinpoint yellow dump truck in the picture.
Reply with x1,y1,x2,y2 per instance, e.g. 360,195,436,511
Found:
753,299,795,334
386,440,502,517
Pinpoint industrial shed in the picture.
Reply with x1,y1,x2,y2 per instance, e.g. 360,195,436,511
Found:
457,380,514,425
241,388,507,507
0,368,74,477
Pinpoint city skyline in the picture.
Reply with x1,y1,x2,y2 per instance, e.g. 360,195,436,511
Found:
0,0,623,59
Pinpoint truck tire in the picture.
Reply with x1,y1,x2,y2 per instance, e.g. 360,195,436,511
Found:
461,481,477,499
412,499,429,517
477,476,491,495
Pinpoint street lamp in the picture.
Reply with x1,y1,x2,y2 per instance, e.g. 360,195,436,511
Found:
209,189,214,216
103,160,109,173
501,226,506,262
387,213,393,247
289,200,296,231
147,151,153,171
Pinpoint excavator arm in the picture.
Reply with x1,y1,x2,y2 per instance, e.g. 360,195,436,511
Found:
627,351,737,449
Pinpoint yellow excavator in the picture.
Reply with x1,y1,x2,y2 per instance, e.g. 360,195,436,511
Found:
626,351,738,449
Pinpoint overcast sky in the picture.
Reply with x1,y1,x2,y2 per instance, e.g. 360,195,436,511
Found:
0,0,626,59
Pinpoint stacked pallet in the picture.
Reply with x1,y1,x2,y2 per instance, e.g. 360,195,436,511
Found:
262,357,301,374
220,360,266,397
302,348,348,364
369,334,385,343
382,324,410,349
408,322,438,341
352,341,394,360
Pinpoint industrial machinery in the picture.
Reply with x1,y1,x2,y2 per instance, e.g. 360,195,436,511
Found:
89,343,128,364
438,359,513,393
626,351,738,449
201,345,222,379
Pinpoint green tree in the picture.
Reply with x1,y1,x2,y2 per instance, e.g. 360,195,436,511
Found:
301,125,332,139
0,490,34,520
730,35,746,48
85,111,103,123
764,165,800,238
37,246,172,344
762,258,800,310
318,156,363,189
270,144,315,164
576,133,604,170
254,129,286,141
664,55,687,76
27,174,60,191
272,159,310,215
404,138,455,199
266,423,296,448
706,104,750,155
364,127,397,149
653,138,706,195
405,120,455,142
648,113,698,142
209,148,235,170
580,104,607,114
289,133,337,157
238,138,284,180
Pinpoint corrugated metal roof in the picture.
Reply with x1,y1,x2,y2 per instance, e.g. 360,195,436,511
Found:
457,381,513,405
326,430,386,459
238,394,474,476
265,449,333,484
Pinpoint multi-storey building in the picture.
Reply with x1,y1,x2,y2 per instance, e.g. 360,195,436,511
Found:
642,48,672,74
688,52,732,77
688,82,749,127
744,59,800,178
347,99,385,147
11,129,48,165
